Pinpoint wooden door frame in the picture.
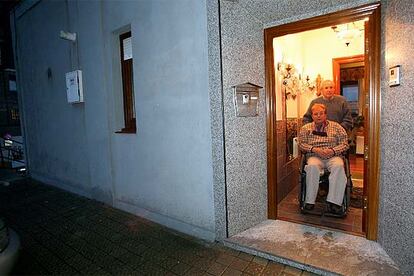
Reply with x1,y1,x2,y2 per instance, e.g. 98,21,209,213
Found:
332,54,365,93
265,3,381,240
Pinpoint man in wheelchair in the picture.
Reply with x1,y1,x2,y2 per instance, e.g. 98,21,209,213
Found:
298,103,349,216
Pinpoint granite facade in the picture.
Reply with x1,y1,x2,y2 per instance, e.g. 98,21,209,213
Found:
220,0,268,236
216,0,414,274
379,0,414,274
217,0,377,236
207,0,227,240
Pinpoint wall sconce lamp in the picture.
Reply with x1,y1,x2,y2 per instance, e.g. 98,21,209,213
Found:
277,62,322,99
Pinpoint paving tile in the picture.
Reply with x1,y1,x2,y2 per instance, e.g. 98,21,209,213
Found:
215,253,237,265
130,248,157,262
179,252,200,264
66,253,95,270
81,248,109,262
229,257,250,272
185,266,206,275
159,256,181,270
99,255,126,274
244,261,266,275
51,243,79,260
238,252,254,262
262,262,285,275
192,255,216,270
121,239,149,255
206,261,228,275
118,252,147,268
106,231,126,242
0,178,307,276
38,254,78,275
170,261,192,275
94,237,121,254
252,256,268,266
80,266,112,276
222,267,243,276
108,245,130,259
138,261,169,276
108,262,138,275
282,265,303,276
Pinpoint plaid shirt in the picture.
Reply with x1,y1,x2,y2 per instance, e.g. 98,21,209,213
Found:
298,120,349,158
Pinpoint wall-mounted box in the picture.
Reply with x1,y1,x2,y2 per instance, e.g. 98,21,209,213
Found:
66,70,84,103
233,82,262,117
389,65,401,87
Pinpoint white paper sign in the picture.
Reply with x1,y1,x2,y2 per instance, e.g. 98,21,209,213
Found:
123,37,132,60
9,80,17,91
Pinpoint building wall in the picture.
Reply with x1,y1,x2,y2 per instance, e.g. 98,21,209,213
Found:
218,0,413,274
206,0,227,240
12,0,216,240
218,0,378,237
103,0,216,240
220,1,268,236
13,1,91,195
379,0,414,274
11,0,414,272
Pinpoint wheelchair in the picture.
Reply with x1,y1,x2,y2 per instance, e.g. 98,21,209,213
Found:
298,151,352,217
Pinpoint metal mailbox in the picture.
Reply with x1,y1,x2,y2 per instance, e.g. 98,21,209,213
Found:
233,82,262,117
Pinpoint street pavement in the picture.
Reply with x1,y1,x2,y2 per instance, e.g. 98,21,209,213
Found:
0,172,313,275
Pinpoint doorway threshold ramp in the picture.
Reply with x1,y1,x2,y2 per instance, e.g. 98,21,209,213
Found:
224,220,400,276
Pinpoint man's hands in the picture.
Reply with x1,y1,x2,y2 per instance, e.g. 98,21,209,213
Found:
312,147,335,159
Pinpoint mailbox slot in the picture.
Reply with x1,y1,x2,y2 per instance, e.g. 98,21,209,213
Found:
233,82,262,117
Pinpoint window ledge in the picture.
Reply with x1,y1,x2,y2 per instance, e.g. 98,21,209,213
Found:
115,128,136,134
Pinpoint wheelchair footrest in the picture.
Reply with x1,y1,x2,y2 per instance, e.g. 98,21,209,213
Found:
300,202,347,218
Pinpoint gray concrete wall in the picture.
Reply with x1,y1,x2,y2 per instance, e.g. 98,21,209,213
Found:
102,0,216,240
218,0,414,274
13,1,91,196
12,0,216,240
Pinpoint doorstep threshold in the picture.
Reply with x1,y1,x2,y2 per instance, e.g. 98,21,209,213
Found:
224,220,400,276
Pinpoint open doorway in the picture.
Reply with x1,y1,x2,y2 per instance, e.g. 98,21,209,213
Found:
273,21,366,235
265,3,381,240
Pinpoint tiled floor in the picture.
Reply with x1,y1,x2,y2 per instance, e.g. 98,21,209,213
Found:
0,175,314,275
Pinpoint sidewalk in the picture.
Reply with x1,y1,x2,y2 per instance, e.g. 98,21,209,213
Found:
0,173,313,275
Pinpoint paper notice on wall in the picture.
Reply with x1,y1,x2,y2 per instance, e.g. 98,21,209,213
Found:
123,37,132,60
9,80,17,91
